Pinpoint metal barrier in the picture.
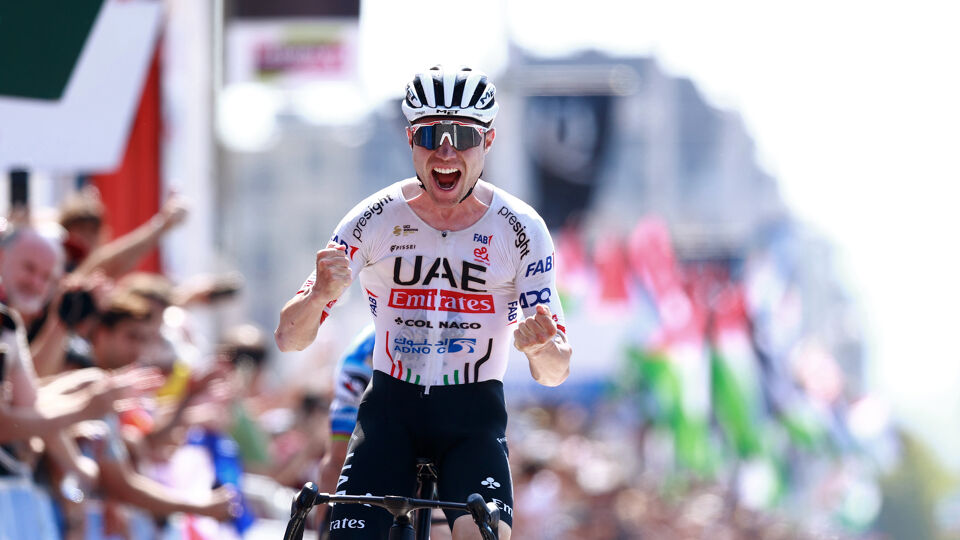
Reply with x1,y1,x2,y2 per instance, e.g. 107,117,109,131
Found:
0,476,59,540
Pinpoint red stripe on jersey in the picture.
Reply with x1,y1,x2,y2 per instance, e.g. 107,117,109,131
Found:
365,288,378,297
385,330,398,378
557,324,566,334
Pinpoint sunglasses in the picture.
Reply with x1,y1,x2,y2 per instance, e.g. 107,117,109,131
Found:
409,121,488,151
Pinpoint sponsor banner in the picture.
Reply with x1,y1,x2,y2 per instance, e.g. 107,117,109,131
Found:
0,0,164,170
226,20,358,86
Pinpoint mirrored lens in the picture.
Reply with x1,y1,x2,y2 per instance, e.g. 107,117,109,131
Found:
412,124,484,151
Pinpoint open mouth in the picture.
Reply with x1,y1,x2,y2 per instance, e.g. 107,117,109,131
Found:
432,167,461,191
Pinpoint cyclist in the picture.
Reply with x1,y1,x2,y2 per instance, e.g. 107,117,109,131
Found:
276,65,573,540
318,323,374,508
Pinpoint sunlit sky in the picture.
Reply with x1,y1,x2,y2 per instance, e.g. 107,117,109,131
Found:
356,0,960,464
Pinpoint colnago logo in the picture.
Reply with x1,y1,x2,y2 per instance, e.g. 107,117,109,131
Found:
497,207,531,259
525,254,553,277
393,256,487,292
473,233,493,245
394,317,482,330
388,289,495,314
351,195,393,243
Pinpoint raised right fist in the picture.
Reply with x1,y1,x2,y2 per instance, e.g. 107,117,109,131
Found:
313,242,352,301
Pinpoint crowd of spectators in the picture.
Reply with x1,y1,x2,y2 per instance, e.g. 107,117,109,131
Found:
0,187,329,539
2,186,882,540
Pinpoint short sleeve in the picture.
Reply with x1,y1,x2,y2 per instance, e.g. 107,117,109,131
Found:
514,218,566,336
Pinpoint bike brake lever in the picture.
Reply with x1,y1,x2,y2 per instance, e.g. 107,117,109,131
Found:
466,493,499,538
480,523,498,540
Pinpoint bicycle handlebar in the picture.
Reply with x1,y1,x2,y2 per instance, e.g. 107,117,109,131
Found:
284,482,499,540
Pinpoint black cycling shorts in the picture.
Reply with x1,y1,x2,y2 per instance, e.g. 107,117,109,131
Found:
328,370,513,538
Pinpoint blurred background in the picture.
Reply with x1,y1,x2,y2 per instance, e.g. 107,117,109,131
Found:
1,0,959,538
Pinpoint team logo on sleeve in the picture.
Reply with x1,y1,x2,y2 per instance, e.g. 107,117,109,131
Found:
331,235,360,260
518,288,551,308
351,195,393,243
525,254,553,276
497,207,531,259
506,300,519,324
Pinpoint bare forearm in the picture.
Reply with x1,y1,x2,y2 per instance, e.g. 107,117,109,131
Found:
30,318,68,378
524,336,572,387
101,461,213,516
45,431,99,485
319,440,349,494
275,290,332,351
75,216,164,279
0,401,92,442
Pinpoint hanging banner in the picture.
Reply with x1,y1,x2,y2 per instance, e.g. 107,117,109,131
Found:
0,0,163,172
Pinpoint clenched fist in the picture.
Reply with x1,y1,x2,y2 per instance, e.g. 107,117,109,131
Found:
313,242,353,301
513,304,559,354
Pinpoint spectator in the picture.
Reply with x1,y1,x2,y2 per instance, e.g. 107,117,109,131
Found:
64,188,189,280
66,290,236,538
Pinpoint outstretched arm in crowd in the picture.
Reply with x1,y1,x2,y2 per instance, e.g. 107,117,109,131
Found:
97,452,236,520
73,195,188,280
0,330,120,442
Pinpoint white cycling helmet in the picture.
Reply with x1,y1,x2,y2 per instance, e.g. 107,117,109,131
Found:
401,65,499,126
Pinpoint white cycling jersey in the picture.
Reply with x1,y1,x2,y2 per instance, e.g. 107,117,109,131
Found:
297,180,566,392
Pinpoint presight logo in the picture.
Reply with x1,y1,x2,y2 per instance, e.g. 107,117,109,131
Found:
351,195,393,243
497,207,531,259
